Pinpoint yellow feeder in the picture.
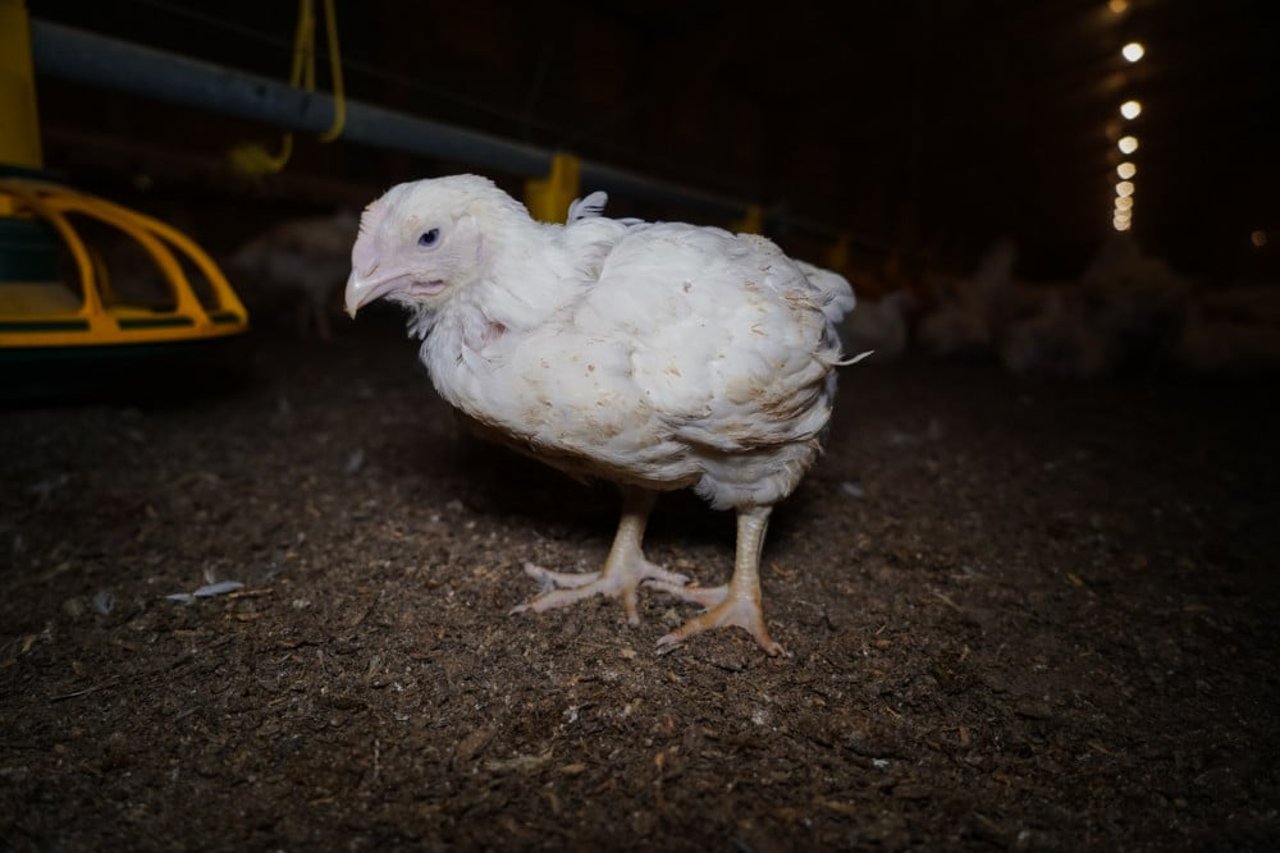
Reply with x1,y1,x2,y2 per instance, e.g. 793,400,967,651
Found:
0,178,248,348
0,0,247,355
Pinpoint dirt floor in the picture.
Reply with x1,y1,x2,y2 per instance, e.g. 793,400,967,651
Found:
2,315,1278,851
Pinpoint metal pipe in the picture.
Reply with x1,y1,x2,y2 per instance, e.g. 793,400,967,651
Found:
28,21,746,217
29,19,882,250
30,20,551,178
579,161,742,219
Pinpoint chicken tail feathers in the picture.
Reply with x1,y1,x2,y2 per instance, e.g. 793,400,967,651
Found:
832,350,875,367
795,260,857,324
568,191,610,223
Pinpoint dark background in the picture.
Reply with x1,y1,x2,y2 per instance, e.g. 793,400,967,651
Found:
5,4,1280,849
29,0,1280,282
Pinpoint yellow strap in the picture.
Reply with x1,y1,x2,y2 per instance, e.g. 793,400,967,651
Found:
289,0,315,89
228,133,294,177
318,0,346,142
228,0,343,176
289,0,345,141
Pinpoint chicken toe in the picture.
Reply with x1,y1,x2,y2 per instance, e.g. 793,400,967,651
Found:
510,487,686,625
645,578,727,609
656,587,785,656
512,557,687,625
651,505,786,656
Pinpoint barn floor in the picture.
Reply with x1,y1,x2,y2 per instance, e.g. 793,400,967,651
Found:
2,315,1277,851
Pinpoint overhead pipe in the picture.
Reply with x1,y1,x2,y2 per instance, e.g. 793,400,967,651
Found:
30,20,552,181
29,19,874,246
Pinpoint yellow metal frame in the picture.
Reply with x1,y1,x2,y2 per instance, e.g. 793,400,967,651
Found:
0,0,41,169
228,0,346,177
0,178,248,348
824,235,851,275
524,153,581,224
733,204,764,235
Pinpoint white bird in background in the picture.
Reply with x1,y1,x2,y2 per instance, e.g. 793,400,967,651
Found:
998,288,1113,378
1177,284,1280,372
841,289,915,362
917,237,1019,357
345,175,860,654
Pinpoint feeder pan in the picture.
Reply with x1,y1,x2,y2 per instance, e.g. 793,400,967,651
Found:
0,175,248,350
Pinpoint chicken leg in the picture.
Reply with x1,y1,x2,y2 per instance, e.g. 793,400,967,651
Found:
649,505,784,656
511,486,689,625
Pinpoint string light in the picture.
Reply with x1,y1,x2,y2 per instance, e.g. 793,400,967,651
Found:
1104,7,1145,235
1252,230,1269,248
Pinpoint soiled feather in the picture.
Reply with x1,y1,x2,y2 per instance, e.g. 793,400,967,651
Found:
166,580,244,604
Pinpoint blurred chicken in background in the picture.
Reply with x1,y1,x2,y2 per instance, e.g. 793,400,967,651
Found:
1177,284,1280,372
917,237,1019,358
1078,236,1191,369
906,234,1276,379
998,288,1113,378
998,237,1191,378
840,289,916,362
228,209,358,341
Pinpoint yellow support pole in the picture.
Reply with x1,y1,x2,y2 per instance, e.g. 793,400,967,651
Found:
0,0,43,169
823,235,852,275
733,204,764,235
524,153,581,224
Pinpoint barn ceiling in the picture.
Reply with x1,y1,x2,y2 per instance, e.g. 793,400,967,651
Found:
28,0,1280,278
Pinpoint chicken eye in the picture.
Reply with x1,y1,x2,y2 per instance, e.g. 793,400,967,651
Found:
418,228,441,248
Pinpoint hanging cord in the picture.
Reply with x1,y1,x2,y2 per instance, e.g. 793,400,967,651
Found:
317,0,346,142
228,0,345,176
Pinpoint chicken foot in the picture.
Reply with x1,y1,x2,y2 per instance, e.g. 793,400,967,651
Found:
511,487,688,625
649,505,785,656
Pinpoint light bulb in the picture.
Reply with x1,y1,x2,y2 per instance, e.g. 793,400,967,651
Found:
1120,100,1142,120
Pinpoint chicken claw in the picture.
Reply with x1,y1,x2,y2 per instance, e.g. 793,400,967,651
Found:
510,487,686,625
649,506,786,656
652,582,785,656
512,559,689,625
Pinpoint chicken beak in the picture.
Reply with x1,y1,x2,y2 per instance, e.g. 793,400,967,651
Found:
344,272,402,318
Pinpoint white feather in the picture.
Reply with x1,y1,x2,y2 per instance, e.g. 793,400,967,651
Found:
349,175,860,510
567,191,609,223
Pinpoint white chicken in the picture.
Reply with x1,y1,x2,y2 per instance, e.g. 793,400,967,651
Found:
344,175,859,654
1177,284,1280,372
917,237,1019,357
840,289,915,362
